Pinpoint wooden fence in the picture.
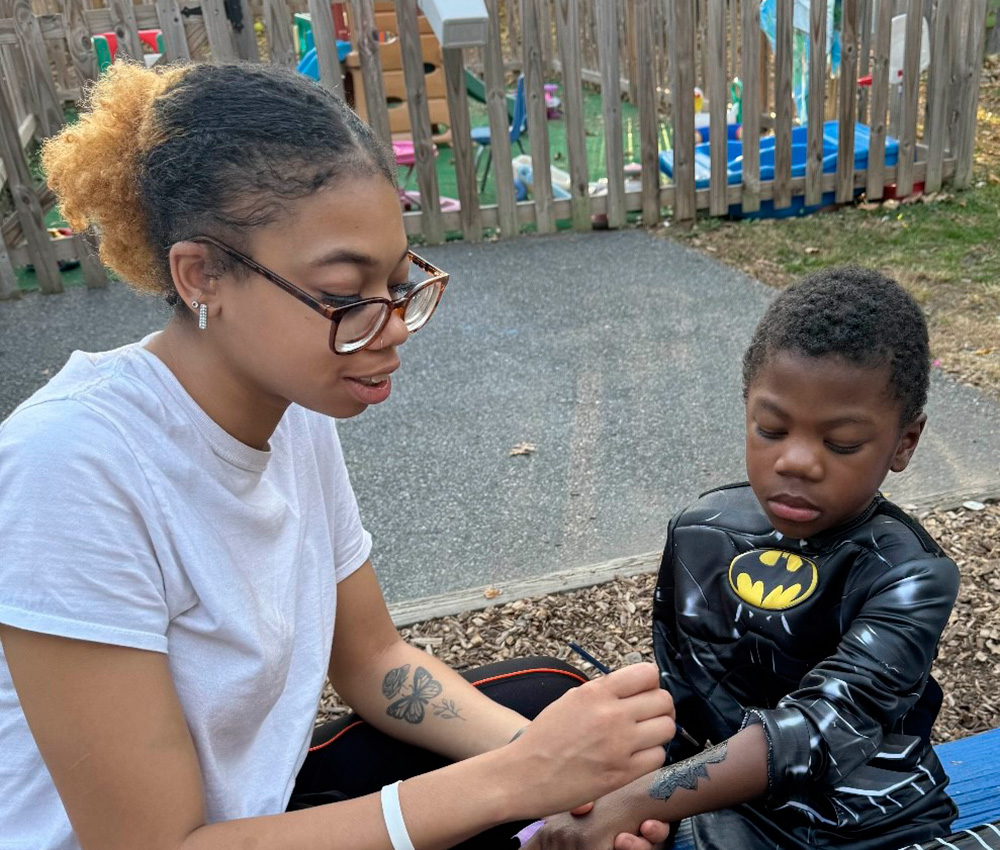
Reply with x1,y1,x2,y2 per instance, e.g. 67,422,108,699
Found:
0,0,994,298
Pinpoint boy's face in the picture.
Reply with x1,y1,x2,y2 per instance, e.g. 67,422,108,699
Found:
745,351,925,539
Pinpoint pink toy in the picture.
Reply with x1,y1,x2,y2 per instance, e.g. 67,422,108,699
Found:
392,140,460,213
543,84,562,119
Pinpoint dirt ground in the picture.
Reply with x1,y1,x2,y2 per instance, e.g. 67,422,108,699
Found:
321,502,1000,746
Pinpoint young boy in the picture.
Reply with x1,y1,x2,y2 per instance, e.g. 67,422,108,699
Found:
526,267,960,850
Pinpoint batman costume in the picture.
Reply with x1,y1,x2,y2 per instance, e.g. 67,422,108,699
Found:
653,483,960,849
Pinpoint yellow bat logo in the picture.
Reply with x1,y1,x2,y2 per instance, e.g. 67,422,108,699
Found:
728,549,819,610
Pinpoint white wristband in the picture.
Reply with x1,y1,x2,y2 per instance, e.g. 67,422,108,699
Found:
380,781,416,850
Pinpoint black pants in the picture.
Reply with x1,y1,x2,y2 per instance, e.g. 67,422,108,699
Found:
288,656,587,849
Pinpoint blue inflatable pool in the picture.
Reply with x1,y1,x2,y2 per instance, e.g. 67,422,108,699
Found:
659,121,900,219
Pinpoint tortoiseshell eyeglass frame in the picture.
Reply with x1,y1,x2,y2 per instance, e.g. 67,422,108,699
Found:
189,235,450,355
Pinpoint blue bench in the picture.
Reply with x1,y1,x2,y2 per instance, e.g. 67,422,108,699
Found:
673,728,1000,849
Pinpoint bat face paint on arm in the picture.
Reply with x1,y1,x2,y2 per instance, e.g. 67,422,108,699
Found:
649,742,729,800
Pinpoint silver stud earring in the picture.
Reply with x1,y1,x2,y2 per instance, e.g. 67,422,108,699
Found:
192,299,207,330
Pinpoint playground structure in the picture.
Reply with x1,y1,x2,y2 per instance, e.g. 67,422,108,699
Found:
0,0,995,298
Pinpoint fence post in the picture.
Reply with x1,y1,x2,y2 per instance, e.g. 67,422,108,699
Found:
62,0,99,87
835,0,859,202
806,0,828,207
396,0,443,243
866,0,893,200
671,0,696,221
0,68,62,293
740,0,761,213
730,0,739,81
348,0,390,143
442,47,482,241
155,0,191,62
636,0,661,225
556,0,590,231
894,0,922,196
12,0,62,136
774,0,794,209
0,235,20,301
706,0,727,216
484,0,519,238
523,0,555,232
108,0,145,59
596,0,625,227
74,230,108,289
233,0,260,60
308,0,343,96
924,0,953,192
538,0,553,71
200,0,240,61
954,0,987,188
262,0,294,66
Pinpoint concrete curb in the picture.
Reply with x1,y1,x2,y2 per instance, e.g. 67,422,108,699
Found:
388,483,1000,627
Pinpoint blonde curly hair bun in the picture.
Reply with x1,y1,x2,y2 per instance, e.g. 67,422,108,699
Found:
42,63,191,295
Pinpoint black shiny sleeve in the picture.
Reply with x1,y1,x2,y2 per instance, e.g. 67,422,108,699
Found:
749,555,959,804
652,513,710,763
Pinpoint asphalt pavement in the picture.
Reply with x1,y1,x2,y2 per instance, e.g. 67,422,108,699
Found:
2,229,998,603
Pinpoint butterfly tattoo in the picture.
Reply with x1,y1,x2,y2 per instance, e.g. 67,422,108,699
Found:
386,666,443,724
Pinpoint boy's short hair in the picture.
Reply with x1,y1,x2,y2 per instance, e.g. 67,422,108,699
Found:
742,267,930,425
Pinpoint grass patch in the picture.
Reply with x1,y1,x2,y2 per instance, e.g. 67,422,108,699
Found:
664,56,1000,401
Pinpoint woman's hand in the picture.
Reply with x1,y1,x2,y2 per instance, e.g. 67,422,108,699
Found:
615,819,672,850
505,662,675,819
524,791,670,850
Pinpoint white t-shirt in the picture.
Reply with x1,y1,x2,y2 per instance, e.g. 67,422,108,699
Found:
0,340,372,850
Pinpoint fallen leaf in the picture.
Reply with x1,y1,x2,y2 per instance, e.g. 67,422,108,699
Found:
974,348,995,356
988,173,1000,185
804,246,820,254
509,442,537,456
483,586,501,599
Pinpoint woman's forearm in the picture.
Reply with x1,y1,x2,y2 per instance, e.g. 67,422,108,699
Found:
181,748,521,850
333,639,528,760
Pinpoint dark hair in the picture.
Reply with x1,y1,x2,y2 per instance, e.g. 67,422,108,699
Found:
742,267,930,424
44,62,396,303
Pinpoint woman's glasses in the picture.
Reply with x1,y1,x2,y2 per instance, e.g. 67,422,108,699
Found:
190,235,449,354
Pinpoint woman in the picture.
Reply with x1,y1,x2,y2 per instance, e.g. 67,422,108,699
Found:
0,63,674,850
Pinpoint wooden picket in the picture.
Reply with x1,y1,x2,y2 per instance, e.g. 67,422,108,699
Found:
806,0,828,208
773,0,793,209
555,0,590,231
0,0,994,292
596,0,624,228
836,0,859,204
483,0,518,238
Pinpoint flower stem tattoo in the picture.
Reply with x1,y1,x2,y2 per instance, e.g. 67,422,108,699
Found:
381,665,465,724
648,742,728,800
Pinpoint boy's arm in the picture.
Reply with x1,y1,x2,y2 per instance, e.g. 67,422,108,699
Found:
525,724,768,850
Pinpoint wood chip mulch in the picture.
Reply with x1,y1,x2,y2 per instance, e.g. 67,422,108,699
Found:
319,502,1000,744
